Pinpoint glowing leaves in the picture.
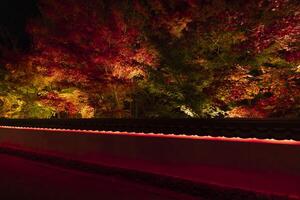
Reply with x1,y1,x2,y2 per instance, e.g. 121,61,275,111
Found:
227,106,267,118
40,89,94,118
32,0,158,83
0,0,299,118
0,0,161,118
162,15,192,38
215,66,260,104
0,94,25,118
244,3,300,54
24,103,56,119
214,64,300,118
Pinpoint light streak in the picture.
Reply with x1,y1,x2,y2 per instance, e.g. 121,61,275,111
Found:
0,125,299,145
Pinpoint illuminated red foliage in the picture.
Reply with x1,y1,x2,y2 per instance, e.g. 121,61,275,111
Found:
0,0,298,118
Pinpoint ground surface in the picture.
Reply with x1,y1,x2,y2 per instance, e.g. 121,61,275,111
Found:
0,153,199,200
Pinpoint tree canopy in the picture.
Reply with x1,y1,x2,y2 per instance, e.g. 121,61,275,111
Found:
0,0,299,118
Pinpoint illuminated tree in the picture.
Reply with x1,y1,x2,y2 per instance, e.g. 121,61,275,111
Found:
1,0,157,118
132,0,300,118
0,0,299,118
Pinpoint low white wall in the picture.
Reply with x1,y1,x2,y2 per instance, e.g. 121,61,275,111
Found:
0,127,299,197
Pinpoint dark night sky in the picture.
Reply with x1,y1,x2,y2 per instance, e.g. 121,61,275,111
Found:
0,0,39,52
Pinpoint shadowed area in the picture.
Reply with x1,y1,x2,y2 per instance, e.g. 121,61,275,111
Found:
0,153,199,200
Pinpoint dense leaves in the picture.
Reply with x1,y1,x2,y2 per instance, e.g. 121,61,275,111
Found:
0,0,299,118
